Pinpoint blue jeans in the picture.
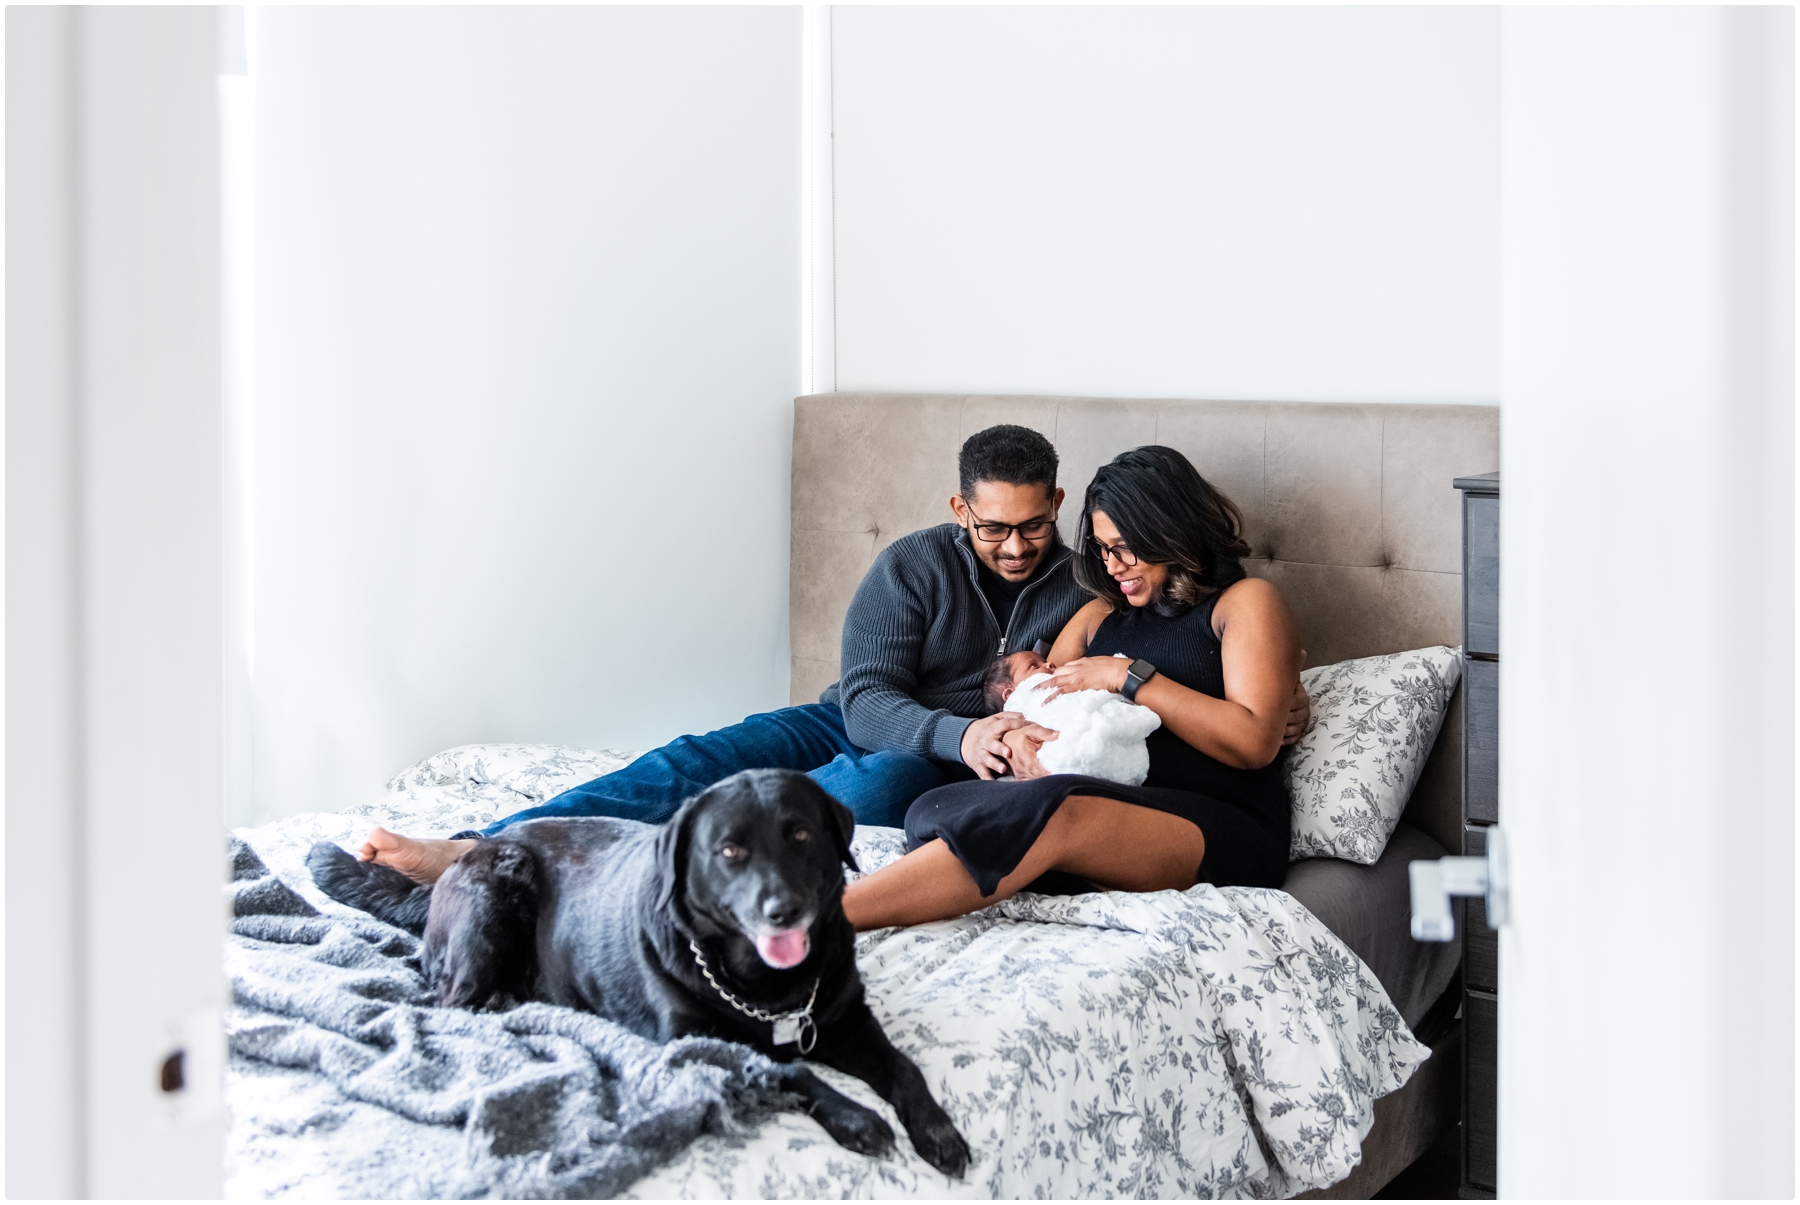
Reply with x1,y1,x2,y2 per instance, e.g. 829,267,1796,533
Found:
482,703,963,835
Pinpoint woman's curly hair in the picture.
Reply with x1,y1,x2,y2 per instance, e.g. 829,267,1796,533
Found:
1075,445,1251,616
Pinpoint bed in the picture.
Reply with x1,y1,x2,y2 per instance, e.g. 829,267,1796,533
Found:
226,393,1498,1199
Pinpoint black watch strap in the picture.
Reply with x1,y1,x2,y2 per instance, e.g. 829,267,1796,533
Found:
1121,658,1157,702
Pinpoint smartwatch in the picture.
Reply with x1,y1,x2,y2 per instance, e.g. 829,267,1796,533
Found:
1121,658,1157,702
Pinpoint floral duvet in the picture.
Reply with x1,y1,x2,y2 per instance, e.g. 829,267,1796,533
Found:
234,744,1429,1200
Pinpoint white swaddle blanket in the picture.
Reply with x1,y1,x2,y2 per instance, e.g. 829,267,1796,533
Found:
1008,669,1163,786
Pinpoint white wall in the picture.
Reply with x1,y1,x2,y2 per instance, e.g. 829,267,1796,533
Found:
6,7,228,1195
6,9,84,1193
250,8,801,824
828,6,1499,402
1499,7,1793,1196
246,6,1500,823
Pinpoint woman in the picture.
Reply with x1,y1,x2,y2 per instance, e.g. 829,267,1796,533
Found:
841,446,1299,931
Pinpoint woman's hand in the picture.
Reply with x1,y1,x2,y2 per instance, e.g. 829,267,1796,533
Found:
1001,723,1060,779
1037,656,1132,701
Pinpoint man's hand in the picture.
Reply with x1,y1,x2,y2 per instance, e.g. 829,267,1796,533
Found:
960,711,1032,779
1281,678,1312,746
1001,723,1060,779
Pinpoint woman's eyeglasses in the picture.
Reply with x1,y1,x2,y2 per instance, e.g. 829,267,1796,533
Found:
1089,537,1140,567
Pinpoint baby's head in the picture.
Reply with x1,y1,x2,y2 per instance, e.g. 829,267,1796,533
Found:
980,650,1049,714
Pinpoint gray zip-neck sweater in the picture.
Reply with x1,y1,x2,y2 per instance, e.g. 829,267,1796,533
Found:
826,524,1089,763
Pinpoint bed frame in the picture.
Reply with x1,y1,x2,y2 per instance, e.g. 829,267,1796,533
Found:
787,392,1499,1198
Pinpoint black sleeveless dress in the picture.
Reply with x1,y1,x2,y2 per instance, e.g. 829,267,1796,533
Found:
902,584,1291,896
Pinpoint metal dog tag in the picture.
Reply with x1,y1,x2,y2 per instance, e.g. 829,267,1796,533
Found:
772,1016,801,1045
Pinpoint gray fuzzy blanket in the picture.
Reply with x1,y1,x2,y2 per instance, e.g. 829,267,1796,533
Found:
225,838,789,1199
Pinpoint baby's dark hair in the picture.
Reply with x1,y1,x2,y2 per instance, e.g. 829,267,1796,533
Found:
980,656,1016,715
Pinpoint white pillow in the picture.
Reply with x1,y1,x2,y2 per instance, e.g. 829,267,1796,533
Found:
1283,645,1462,865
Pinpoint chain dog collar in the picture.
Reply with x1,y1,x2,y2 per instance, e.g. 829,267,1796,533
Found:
687,937,820,1054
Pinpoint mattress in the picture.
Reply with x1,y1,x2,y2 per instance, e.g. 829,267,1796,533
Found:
228,744,1438,1200
1280,823,1461,1029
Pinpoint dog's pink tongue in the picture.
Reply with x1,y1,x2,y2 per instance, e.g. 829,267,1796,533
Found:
755,928,810,969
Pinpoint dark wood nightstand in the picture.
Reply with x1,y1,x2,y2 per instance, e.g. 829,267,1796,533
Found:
1455,471,1498,1198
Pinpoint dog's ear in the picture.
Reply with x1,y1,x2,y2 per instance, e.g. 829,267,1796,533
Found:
654,795,700,913
822,788,859,873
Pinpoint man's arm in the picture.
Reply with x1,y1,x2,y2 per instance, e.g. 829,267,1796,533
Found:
835,549,976,762
1282,679,1312,745
1282,651,1312,745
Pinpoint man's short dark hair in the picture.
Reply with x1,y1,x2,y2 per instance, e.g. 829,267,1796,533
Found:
959,425,1058,501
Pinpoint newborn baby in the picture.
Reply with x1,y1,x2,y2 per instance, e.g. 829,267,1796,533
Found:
979,650,1163,786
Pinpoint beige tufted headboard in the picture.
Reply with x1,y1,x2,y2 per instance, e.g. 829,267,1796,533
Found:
789,393,1499,854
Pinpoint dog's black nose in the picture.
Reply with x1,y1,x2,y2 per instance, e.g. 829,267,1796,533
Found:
761,895,804,928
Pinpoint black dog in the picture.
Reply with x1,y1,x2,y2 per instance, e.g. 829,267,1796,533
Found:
307,768,970,1176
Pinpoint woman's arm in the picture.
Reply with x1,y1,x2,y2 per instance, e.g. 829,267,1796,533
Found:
1046,598,1110,665
1038,579,1301,770
1161,577,1300,767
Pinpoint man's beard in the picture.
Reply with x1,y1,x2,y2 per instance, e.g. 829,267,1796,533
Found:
989,546,1040,576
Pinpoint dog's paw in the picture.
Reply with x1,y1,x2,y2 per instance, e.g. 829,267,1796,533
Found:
814,1099,896,1160
906,1112,972,1178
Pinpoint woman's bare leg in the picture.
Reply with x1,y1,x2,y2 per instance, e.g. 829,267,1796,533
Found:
841,795,1206,931
359,827,478,885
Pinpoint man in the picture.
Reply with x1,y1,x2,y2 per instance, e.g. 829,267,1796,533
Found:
834,423,1086,783
361,424,1307,883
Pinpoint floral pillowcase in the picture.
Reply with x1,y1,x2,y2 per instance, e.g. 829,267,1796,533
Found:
1283,645,1463,865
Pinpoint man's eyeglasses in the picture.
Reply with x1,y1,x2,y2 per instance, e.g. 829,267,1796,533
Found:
966,514,1057,543
1090,537,1141,567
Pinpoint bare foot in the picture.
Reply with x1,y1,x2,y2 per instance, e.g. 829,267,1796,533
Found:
358,826,478,885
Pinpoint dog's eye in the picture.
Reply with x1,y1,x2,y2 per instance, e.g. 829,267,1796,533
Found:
719,843,746,862
792,827,810,843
